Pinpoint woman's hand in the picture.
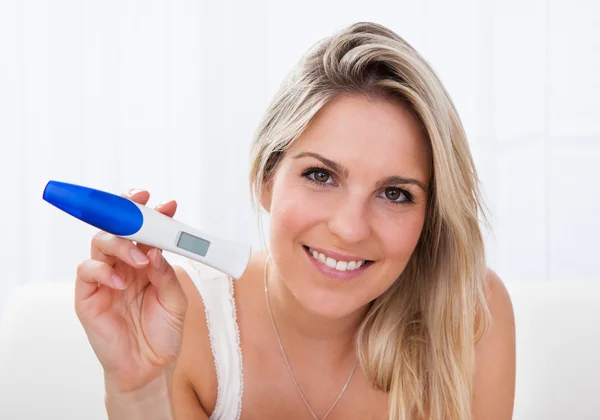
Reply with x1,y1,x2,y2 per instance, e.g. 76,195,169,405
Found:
74,189,188,393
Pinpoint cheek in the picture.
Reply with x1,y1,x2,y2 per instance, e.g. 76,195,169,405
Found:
269,181,323,239
359,214,425,302
377,211,426,262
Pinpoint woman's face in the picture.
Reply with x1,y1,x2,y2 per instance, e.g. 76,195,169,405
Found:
262,94,432,319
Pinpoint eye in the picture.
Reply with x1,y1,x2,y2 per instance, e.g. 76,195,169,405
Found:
304,167,335,185
378,187,413,204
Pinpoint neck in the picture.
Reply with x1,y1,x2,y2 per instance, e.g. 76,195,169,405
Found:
264,254,368,360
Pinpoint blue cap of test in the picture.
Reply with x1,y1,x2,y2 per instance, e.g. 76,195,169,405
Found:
42,180,143,236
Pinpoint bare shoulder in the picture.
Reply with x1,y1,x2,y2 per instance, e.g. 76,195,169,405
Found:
479,269,515,336
171,264,217,418
483,269,513,312
472,268,516,420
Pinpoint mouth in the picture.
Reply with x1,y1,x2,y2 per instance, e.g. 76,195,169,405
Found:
302,245,374,278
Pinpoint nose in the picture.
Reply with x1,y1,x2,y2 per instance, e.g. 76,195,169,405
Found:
326,193,371,244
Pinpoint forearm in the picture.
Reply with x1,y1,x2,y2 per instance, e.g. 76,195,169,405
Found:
104,371,175,420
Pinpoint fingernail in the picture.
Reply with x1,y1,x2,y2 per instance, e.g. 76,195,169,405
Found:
112,274,127,289
128,188,144,196
130,248,149,265
158,200,173,207
152,250,164,270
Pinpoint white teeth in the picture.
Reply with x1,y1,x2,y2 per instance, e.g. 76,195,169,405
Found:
325,257,337,268
307,248,366,272
335,261,348,271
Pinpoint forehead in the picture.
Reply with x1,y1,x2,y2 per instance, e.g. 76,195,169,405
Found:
288,94,431,180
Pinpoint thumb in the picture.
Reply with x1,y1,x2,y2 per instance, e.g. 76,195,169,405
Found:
147,248,187,316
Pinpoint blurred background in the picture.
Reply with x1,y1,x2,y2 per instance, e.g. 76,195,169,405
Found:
0,0,599,315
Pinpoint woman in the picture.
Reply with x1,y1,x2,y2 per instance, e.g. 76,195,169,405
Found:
75,22,515,419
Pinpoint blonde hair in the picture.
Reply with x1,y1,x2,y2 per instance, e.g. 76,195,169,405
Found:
249,21,491,420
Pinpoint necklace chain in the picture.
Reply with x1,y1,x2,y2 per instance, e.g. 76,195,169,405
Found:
263,254,357,420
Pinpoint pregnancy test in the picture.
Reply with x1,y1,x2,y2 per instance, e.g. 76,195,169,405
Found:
42,180,251,279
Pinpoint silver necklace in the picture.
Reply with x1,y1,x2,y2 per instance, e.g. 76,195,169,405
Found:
263,254,357,420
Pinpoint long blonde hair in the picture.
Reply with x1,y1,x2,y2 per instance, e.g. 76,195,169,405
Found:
248,21,491,420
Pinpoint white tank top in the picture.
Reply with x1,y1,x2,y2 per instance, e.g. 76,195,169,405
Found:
178,259,244,420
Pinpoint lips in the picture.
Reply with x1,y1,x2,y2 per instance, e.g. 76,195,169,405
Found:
306,246,366,272
302,245,373,279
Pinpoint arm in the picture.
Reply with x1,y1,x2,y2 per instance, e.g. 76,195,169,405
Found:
104,366,176,420
104,265,209,420
104,360,208,420
172,359,209,420
472,269,516,420
171,264,211,420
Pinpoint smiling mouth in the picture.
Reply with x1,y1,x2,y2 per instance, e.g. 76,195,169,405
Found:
302,245,374,272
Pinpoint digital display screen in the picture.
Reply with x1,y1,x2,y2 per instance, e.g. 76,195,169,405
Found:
177,231,210,257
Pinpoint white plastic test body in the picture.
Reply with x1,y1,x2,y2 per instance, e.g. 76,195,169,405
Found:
42,180,251,279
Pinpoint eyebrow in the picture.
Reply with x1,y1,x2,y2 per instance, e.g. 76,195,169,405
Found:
292,151,428,192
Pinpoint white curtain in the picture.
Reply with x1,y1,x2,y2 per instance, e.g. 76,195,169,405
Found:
1,0,599,314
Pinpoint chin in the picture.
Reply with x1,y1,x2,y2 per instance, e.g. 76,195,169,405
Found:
285,246,373,319
297,288,366,320
270,241,397,319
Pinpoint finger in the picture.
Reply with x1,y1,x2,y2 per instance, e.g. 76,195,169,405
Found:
75,259,128,302
91,231,150,268
120,189,177,220
121,188,150,205
146,248,187,316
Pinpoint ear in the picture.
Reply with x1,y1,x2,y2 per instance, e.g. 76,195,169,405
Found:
260,179,273,213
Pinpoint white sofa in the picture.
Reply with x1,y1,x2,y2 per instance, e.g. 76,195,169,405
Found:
1,280,599,419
